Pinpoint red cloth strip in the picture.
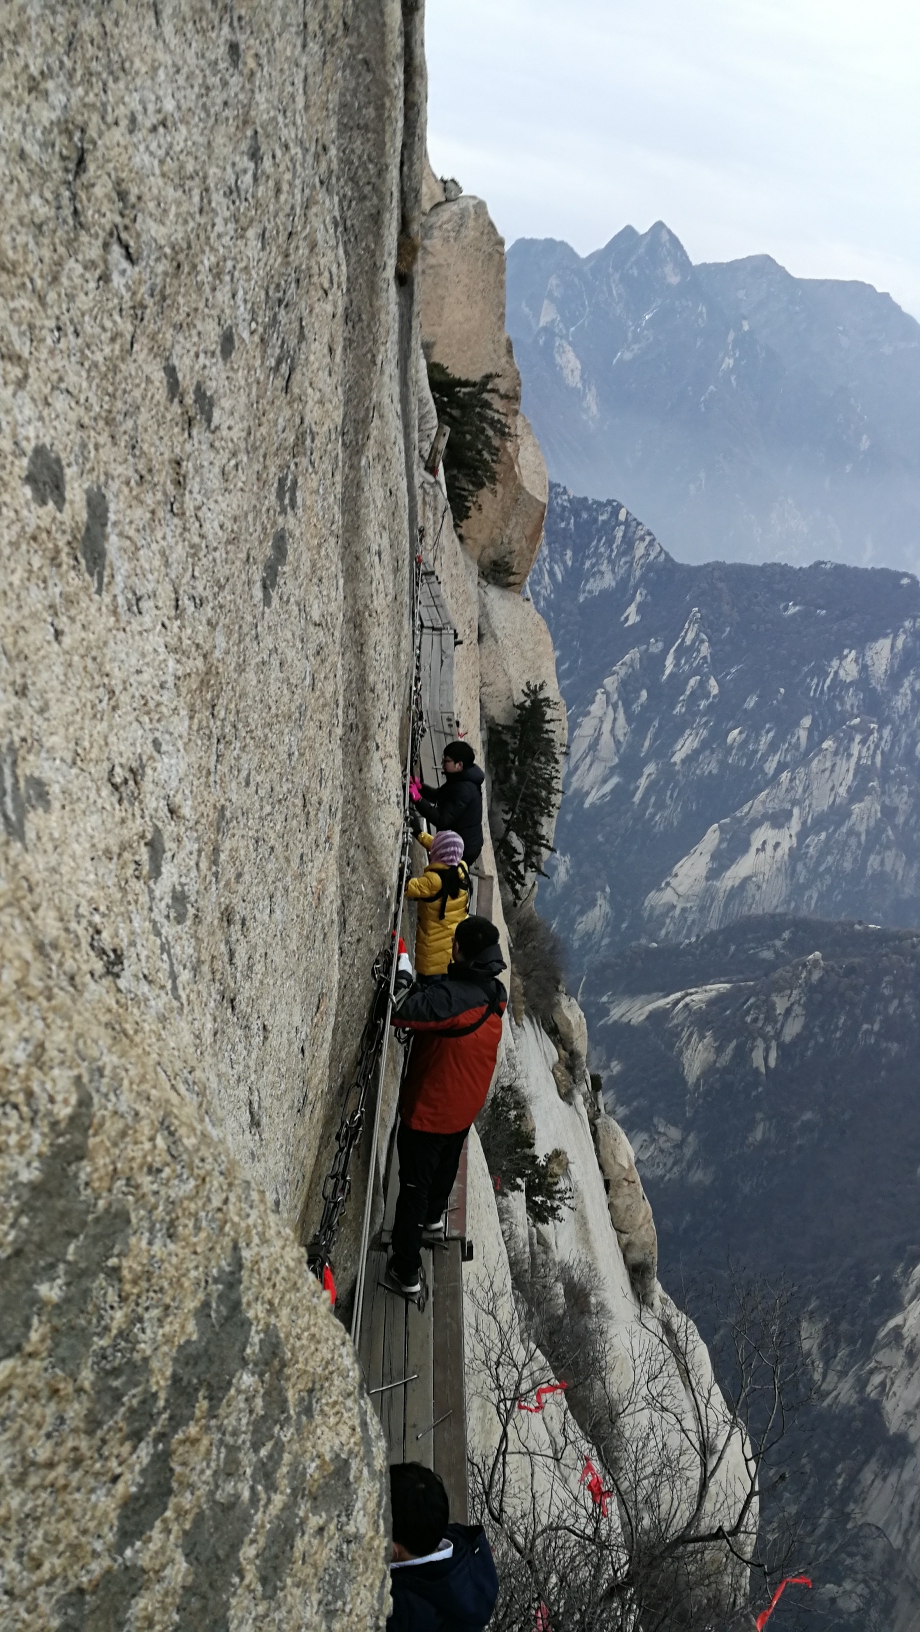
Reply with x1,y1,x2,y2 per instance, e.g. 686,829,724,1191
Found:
580,1457,613,1517
518,1382,569,1414
756,1576,812,1629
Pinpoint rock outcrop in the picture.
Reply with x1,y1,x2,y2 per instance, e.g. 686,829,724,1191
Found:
594,1114,659,1302
420,192,548,587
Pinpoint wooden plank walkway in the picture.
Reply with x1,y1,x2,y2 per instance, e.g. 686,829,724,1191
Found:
416,560,495,923
358,1124,469,1516
418,565,460,788
356,555,479,1514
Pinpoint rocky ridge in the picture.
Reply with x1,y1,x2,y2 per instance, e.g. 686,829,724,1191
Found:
533,484,920,958
415,177,753,1625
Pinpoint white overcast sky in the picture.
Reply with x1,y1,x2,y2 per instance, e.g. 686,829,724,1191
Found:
425,0,920,319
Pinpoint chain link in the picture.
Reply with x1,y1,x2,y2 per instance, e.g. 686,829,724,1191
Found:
307,546,428,1297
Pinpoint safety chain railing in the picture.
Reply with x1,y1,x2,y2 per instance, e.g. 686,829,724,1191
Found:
305,957,391,1297
307,539,428,1341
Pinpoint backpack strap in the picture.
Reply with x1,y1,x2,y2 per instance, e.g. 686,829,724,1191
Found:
442,988,503,1038
431,860,471,919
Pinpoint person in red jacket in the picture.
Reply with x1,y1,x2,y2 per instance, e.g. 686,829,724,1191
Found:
386,916,506,1297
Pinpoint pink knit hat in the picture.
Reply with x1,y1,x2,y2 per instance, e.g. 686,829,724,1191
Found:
430,829,464,866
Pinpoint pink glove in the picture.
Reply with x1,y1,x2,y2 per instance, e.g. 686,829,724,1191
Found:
409,776,422,803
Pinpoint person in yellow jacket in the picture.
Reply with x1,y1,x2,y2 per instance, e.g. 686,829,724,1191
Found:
406,829,470,979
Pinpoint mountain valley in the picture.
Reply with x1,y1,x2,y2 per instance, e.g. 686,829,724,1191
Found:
531,484,920,1627
590,916,920,1631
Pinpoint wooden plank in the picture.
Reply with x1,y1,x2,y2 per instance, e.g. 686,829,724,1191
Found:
403,1249,435,1470
432,1240,469,1523
438,638,455,723
359,1247,388,1397
380,1279,408,1462
418,567,459,784
474,875,494,923
446,1142,469,1244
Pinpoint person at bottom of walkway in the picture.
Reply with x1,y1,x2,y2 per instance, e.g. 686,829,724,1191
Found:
387,916,507,1294
405,828,470,981
387,1462,498,1632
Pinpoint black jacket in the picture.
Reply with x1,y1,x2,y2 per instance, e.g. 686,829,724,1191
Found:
416,766,485,863
387,1524,498,1632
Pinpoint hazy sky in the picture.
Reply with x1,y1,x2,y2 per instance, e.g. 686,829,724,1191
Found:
425,0,920,319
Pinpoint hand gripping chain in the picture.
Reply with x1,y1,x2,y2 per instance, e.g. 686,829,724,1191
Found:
307,544,427,1336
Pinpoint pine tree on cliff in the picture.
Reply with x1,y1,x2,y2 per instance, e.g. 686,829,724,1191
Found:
426,360,508,531
489,682,564,900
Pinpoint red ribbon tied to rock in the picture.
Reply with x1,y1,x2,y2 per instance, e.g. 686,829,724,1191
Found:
517,1382,569,1414
756,1576,812,1629
580,1457,613,1517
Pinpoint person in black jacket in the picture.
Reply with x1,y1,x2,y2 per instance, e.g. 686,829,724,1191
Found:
387,1462,498,1632
412,741,484,864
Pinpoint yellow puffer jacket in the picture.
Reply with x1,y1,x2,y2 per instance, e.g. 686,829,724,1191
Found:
406,833,471,976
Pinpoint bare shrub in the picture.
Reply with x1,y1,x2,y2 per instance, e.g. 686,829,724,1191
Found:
505,901,567,1031
468,1254,811,1632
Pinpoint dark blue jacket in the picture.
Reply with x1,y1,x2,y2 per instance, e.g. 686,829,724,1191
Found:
387,1523,498,1632
416,766,485,863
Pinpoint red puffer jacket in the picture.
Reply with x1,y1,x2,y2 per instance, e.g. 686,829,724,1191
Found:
391,947,507,1134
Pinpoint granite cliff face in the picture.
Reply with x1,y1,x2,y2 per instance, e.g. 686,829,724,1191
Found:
534,485,920,957
420,175,548,589
587,917,920,1631
508,224,920,573
2,2,422,1622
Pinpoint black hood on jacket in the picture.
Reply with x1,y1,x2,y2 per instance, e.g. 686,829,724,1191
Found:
448,943,507,981
387,1524,498,1632
444,764,484,788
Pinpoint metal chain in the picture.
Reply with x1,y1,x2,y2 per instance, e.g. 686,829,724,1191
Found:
307,542,428,1306
306,957,389,1280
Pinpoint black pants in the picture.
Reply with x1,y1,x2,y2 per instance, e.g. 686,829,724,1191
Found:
391,1121,469,1281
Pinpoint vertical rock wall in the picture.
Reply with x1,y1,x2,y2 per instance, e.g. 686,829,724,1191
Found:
2,1,424,1622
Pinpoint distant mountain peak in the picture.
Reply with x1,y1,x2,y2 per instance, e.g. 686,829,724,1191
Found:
506,229,920,573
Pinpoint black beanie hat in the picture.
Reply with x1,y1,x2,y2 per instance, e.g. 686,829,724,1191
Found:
454,915,500,961
389,1463,449,1556
444,739,475,769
